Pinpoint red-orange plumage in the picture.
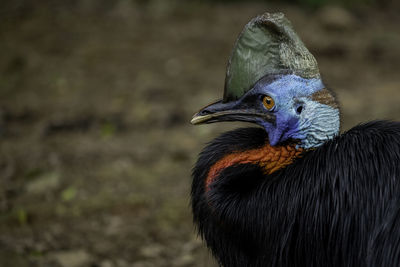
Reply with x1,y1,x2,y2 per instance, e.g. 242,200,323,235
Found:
205,142,303,191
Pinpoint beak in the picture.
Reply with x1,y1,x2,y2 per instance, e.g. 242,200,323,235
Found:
190,99,275,125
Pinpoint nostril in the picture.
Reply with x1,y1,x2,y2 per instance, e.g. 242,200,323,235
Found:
199,109,212,116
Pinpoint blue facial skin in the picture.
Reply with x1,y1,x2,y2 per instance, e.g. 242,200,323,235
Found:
236,74,340,149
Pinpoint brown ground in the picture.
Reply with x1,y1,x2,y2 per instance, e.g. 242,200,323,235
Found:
0,1,400,266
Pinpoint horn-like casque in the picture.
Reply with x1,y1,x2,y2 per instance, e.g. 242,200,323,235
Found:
223,12,320,102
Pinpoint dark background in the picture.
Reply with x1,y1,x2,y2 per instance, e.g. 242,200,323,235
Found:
0,1,399,266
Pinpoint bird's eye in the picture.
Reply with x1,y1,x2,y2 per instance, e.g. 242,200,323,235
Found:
262,95,275,110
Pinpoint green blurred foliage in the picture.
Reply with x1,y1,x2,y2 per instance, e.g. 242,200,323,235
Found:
196,0,377,8
16,208,27,225
61,187,77,202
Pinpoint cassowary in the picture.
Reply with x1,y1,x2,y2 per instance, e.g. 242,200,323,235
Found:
190,12,400,267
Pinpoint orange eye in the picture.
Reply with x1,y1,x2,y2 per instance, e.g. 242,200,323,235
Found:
262,95,275,110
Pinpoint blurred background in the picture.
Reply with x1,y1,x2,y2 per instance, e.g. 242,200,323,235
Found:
0,0,399,266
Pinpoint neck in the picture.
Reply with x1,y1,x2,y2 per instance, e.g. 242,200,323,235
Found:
297,94,341,149
205,141,304,191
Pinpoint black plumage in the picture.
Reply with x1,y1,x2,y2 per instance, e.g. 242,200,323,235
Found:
192,121,400,267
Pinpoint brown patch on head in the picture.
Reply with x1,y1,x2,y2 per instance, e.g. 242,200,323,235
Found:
311,89,338,108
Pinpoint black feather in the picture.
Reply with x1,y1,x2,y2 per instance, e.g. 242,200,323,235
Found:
191,121,400,267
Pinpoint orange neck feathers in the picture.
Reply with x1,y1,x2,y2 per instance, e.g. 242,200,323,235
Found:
205,142,304,191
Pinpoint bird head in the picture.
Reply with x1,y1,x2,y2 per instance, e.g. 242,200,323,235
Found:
191,13,340,149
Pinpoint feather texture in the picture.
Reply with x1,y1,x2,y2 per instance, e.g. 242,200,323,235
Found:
192,121,400,267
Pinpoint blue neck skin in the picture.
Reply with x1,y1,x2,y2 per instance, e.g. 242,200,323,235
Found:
250,75,340,149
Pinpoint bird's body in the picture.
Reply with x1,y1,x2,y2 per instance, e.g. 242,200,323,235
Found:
192,122,400,266
190,12,400,267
